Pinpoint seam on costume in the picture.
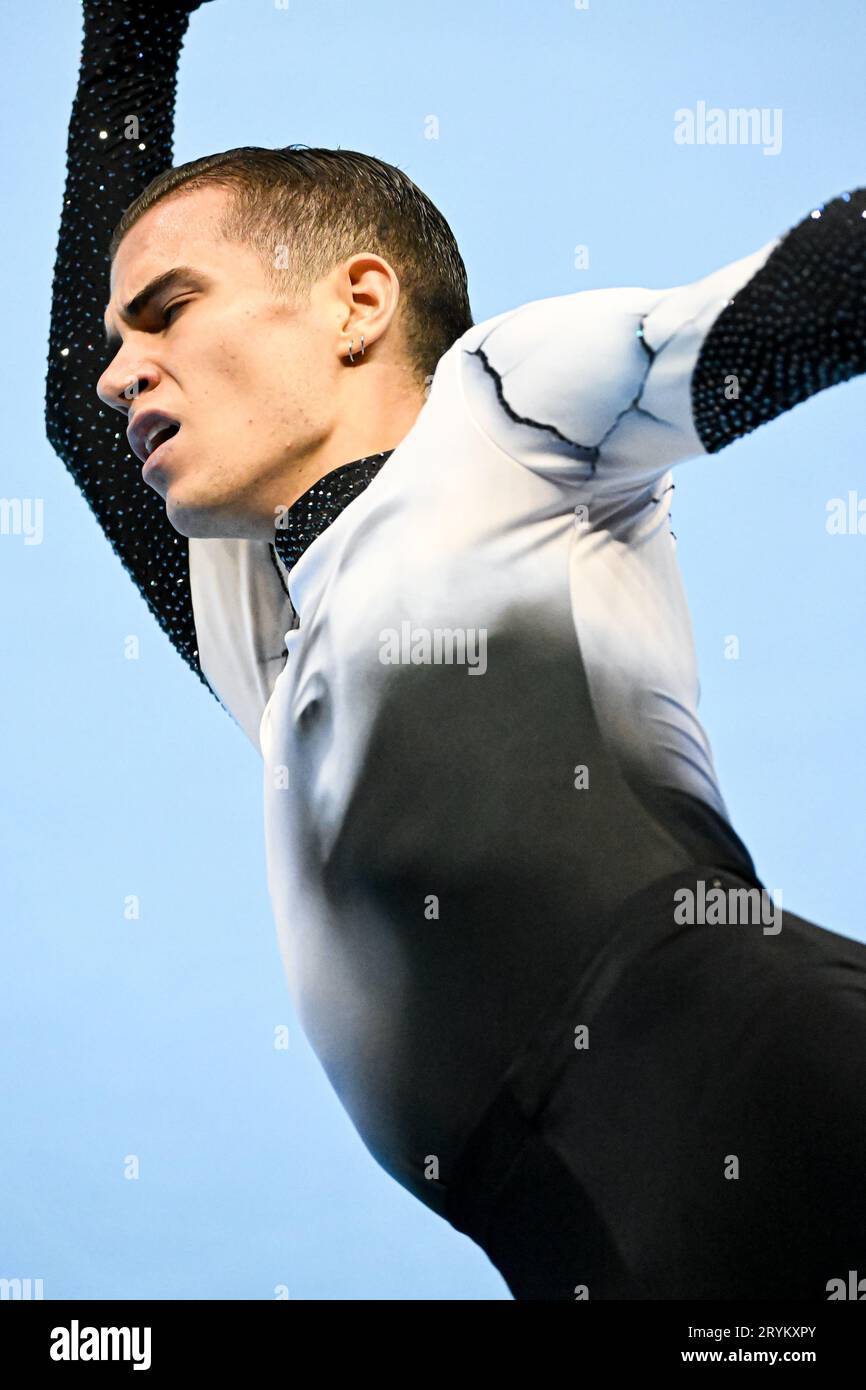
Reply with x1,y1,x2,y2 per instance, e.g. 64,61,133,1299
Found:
268,541,292,599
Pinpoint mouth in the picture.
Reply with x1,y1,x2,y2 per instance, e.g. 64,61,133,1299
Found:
142,422,181,474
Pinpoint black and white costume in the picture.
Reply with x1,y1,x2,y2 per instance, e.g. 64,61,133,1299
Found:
46,0,866,1298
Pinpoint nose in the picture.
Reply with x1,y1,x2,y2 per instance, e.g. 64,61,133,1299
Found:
96,355,159,415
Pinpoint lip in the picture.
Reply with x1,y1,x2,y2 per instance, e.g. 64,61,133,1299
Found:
127,409,181,466
141,428,179,478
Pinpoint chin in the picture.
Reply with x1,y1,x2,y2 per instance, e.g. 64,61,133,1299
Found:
165,490,261,541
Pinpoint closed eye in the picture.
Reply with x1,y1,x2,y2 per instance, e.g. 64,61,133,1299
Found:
162,300,189,326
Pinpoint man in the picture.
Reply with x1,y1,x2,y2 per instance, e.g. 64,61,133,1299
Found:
47,0,866,1299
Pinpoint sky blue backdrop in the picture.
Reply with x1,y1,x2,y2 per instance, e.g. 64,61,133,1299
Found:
2,0,865,1300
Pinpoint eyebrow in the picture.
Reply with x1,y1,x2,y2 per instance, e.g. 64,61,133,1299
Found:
103,266,206,354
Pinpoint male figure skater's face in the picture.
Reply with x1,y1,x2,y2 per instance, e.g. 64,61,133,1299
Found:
98,184,351,540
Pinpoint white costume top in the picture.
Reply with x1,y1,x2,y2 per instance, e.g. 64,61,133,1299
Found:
187,239,780,1211
46,2,866,1218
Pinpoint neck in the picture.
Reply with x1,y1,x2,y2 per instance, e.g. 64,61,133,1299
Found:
300,384,424,494
250,386,422,540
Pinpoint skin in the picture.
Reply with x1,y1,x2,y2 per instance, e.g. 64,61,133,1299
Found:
98,183,426,540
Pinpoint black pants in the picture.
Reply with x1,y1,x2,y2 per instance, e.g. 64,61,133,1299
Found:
444,865,866,1299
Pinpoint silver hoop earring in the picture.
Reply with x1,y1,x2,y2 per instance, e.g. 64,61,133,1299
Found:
347,335,366,364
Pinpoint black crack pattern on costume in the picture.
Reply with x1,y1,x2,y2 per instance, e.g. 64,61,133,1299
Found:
272,452,394,573
469,311,667,471
651,481,676,504
592,318,668,448
468,343,599,467
692,187,866,454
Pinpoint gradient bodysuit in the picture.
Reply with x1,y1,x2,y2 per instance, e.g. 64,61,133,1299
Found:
46,1,866,1296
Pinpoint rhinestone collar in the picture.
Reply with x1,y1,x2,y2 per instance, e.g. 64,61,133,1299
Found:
272,450,394,573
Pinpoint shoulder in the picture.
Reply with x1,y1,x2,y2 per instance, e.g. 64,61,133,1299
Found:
449,285,667,471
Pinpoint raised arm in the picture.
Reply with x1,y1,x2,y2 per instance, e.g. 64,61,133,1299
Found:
692,188,866,452
44,0,217,699
460,189,866,496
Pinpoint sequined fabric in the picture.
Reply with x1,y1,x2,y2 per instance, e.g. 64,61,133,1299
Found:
272,451,393,573
44,1,391,701
693,187,866,452
44,4,211,686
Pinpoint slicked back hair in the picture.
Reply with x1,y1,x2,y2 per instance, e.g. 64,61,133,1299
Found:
109,144,474,385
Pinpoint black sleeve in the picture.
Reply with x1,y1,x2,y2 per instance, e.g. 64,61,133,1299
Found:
692,187,866,453
44,0,217,700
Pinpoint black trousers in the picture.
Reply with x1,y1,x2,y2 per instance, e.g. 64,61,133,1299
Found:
444,865,866,1299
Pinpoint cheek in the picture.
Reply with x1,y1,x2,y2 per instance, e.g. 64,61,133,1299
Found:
178,341,267,428
250,341,328,422
203,328,289,395
182,313,332,433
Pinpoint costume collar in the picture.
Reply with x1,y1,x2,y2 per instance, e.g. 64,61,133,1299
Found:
272,450,394,572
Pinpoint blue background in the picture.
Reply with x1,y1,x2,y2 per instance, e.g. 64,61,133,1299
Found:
2,0,864,1299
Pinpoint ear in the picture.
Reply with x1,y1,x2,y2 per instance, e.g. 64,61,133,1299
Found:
338,253,401,354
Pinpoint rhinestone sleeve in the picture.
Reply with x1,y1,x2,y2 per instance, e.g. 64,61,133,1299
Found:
44,1,217,698
692,188,866,453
